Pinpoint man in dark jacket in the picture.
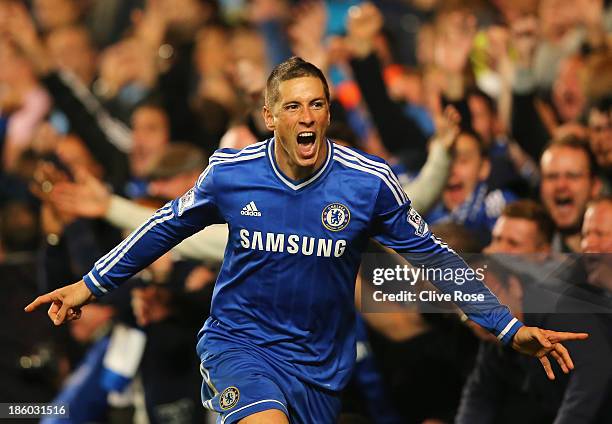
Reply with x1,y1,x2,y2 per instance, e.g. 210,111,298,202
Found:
457,200,612,423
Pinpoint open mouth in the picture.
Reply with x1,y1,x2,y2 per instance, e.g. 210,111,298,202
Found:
446,182,463,192
296,131,317,159
297,131,316,145
554,196,575,213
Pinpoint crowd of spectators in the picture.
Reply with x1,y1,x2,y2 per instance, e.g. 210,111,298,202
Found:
1,0,611,423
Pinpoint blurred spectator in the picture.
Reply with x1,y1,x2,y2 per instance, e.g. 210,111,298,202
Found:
579,197,612,392
540,135,602,252
467,88,539,194
509,0,609,161
483,199,576,302
457,198,612,423
539,0,608,82
94,36,159,121
46,25,97,87
456,258,612,424
2,1,132,190
587,97,612,192
426,131,517,242
0,38,51,171
345,2,429,171
486,199,554,254
133,0,223,147
552,54,587,123
581,197,612,291
126,102,171,198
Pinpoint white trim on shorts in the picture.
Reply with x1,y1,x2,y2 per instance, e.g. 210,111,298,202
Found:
222,399,289,424
200,362,219,396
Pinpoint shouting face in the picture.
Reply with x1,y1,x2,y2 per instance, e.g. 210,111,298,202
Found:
588,108,612,170
540,145,598,231
264,76,330,180
443,133,490,211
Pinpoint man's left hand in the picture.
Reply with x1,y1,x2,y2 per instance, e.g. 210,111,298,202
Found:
512,326,589,380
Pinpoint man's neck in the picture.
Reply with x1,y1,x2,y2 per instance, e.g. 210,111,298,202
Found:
274,138,328,181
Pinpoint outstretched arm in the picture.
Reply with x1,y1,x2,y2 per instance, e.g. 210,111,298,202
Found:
25,163,225,325
369,165,588,379
50,167,229,263
25,280,95,326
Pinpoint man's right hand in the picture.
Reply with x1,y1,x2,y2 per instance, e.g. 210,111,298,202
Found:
25,280,96,326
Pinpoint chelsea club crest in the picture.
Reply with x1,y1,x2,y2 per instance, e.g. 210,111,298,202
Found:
219,386,240,410
322,203,351,231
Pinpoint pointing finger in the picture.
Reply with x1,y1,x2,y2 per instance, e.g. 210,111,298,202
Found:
544,331,589,343
24,293,55,312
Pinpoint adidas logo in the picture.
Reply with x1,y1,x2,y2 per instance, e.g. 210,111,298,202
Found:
241,201,262,217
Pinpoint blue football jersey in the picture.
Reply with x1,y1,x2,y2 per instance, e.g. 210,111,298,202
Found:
84,139,523,391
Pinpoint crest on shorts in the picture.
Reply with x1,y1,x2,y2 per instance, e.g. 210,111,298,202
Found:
322,203,350,231
407,207,428,237
219,386,240,410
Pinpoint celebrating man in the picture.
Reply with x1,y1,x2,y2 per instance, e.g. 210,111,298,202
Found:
27,58,587,424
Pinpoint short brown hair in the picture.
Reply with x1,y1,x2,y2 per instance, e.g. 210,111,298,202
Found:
502,200,555,244
542,134,599,176
264,57,330,109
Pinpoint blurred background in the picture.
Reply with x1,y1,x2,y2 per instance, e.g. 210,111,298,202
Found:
0,0,611,423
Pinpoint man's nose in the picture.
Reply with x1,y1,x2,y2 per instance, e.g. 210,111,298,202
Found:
552,177,571,192
300,108,315,125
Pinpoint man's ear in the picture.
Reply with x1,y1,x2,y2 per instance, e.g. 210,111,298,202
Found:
263,106,275,131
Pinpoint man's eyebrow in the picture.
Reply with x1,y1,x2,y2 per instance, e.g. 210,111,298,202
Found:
281,97,326,106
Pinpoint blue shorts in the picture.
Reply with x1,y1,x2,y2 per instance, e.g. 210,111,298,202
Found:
199,347,341,423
